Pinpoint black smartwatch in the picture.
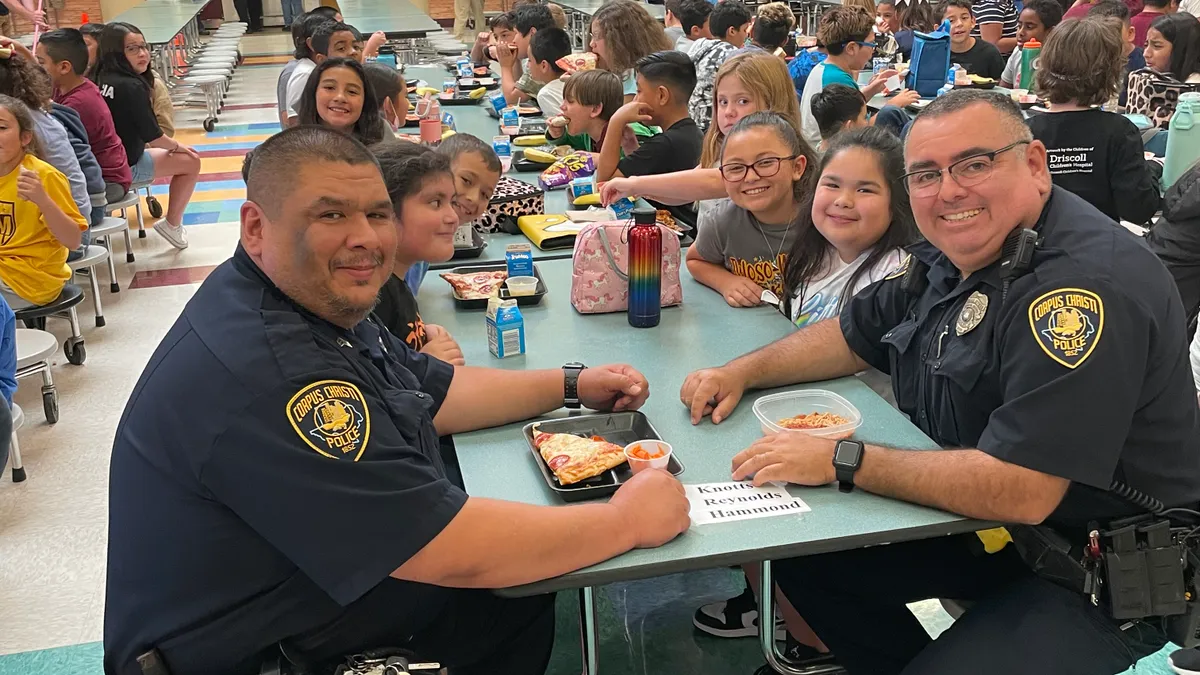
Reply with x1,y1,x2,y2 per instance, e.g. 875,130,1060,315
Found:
563,362,586,409
832,440,865,493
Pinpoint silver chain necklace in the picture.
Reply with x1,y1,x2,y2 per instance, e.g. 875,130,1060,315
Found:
752,213,794,282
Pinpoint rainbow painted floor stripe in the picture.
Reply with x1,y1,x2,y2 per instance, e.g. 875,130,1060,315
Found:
154,123,279,226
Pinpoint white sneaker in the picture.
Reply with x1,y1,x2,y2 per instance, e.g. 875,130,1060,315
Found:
153,219,188,250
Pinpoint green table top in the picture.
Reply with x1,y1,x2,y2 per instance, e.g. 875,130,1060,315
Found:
340,0,441,35
109,2,206,41
556,0,665,20
419,258,988,596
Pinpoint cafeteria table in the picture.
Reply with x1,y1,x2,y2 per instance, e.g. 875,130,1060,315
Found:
108,0,210,85
418,258,992,675
340,0,442,39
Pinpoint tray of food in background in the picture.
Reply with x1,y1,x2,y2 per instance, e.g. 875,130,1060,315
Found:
523,412,684,501
752,389,862,438
439,263,548,309
457,76,498,89
517,104,542,116
439,86,490,105
451,226,487,259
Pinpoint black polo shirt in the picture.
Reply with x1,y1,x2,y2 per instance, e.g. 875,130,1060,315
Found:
103,246,466,675
841,187,1200,531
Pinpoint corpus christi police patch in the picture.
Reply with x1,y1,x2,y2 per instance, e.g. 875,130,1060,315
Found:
1028,288,1104,369
286,380,371,461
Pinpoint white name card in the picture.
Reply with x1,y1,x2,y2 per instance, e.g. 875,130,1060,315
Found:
685,481,811,525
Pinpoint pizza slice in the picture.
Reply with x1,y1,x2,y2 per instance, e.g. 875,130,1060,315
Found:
531,425,628,485
439,270,508,300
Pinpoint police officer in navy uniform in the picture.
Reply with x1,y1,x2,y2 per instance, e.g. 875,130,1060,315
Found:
103,126,692,675
680,89,1200,675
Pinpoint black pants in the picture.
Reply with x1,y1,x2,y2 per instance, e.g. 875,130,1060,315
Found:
772,534,1168,675
232,0,263,31
286,578,556,675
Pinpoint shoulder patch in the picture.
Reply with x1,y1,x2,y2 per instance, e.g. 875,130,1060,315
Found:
1027,288,1104,369
286,380,371,461
885,253,911,281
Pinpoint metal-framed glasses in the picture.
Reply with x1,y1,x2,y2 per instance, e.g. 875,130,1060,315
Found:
719,155,799,182
901,141,1030,196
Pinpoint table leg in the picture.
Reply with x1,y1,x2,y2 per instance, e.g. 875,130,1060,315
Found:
577,586,600,675
758,561,845,675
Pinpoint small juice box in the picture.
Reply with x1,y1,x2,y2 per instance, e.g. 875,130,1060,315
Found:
505,243,534,278
489,90,507,115
487,297,526,359
568,176,595,202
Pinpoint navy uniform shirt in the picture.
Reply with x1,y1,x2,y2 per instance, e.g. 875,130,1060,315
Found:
841,187,1200,531
103,246,467,675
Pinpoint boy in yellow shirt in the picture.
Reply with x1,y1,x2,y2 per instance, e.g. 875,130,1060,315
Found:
0,95,86,306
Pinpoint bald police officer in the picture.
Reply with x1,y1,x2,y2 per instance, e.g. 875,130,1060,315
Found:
680,90,1200,674
103,127,691,675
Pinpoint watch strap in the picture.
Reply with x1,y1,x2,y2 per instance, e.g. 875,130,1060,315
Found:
563,363,585,409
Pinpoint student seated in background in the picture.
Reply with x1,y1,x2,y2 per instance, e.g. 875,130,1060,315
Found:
674,0,714,53
527,27,571,118
371,140,466,363
894,0,938,60
36,28,131,204
971,0,1021,55
498,4,557,105
999,0,1063,87
437,133,503,227
297,58,387,145
364,61,408,133
1146,161,1200,339
284,19,357,124
1028,17,1161,224
1132,0,1179,47
589,0,676,102
277,13,325,126
596,51,703,226
877,0,902,34
1087,0,1147,107
93,22,201,250
0,95,86,306
944,0,1006,79
1143,12,1200,82
470,12,516,64
79,22,103,77
809,83,869,151
687,0,752,130
664,0,687,47
548,69,652,153
734,2,796,58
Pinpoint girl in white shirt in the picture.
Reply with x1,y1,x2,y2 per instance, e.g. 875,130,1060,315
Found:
782,125,916,327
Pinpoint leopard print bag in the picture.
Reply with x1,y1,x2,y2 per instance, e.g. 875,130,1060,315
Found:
1126,69,1200,130
472,176,545,235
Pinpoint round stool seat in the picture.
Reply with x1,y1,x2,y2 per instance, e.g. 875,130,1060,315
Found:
105,191,139,212
12,284,84,320
89,216,128,238
67,245,110,271
15,329,55,369
202,45,240,51
12,403,23,432
185,68,231,77
183,75,227,85
194,55,236,64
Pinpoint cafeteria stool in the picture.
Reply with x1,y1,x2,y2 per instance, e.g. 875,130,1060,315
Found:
9,403,23,482
16,328,59,425
68,245,111,328
179,74,227,131
89,216,132,292
13,285,86,366
106,188,147,241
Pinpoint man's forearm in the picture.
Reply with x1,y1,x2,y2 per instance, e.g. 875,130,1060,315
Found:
395,497,636,588
434,366,563,435
728,319,864,390
857,445,1069,525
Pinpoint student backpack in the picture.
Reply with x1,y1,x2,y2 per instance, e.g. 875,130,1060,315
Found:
906,28,952,98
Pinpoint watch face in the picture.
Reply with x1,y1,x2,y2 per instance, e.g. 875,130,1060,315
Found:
834,441,861,465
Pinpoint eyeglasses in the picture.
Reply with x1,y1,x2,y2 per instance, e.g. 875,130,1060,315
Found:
900,141,1030,196
124,44,150,55
837,39,877,49
719,155,799,182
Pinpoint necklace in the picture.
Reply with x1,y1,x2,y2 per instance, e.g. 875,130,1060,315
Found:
752,213,793,285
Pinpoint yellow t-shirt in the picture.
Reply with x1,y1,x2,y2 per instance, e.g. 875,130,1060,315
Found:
0,154,87,305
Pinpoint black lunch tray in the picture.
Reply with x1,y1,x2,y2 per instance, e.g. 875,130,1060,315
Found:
451,228,487,259
523,411,685,501
445,262,548,310
457,76,499,89
513,148,555,172
438,90,484,106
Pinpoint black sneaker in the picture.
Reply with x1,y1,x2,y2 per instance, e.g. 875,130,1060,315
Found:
1170,647,1200,675
752,636,837,674
693,584,786,640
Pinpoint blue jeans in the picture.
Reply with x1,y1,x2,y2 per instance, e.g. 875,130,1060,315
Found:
874,104,914,139
281,0,304,26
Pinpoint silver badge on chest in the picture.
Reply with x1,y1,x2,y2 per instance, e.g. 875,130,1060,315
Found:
956,291,989,336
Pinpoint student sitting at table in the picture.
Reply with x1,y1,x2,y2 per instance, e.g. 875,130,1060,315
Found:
371,139,466,365
972,0,1021,55
674,0,714,53
809,83,869,151
1088,0,1148,107
284,19,357,125
346,26,385,64
943,0,1007,80
36,28,131,204
591,0,675,104
0,95,86,306
686,0,752,130
527,27,571,118
498,4,557,105
687,111,816,307
277,13,325,127
1145,160,1200,340
470,12,516,64
999,0,1063,87
1128,11,1200,127
297,57,387,146
364,61,409,133
596,51,703,226
436,133,502,228
79,22,103,78
1028,18,1162,225
93,22,201,250
893,0,938,60
733,2,797,58
800,6,909,149
547,69,652,154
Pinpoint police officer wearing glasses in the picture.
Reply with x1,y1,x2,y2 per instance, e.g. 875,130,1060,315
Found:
680,89,1200,674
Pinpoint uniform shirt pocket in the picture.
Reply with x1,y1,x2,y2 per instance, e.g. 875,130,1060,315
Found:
880,319,920,414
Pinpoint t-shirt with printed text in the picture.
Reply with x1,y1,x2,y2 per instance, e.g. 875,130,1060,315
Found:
692,198,800,298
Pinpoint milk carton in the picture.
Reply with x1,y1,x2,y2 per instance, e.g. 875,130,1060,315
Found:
489,90,507,116
505,243,534,278
493,135,513,172
501,105,520,132
487,297,526,358
568,176,595,202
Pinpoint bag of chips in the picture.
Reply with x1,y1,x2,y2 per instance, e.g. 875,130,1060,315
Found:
539,151,596,190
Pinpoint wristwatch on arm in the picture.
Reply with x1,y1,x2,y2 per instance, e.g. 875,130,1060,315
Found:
832,440,865,493
563,362,586,409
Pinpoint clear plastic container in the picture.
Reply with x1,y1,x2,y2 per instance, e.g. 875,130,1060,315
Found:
752,389,862,438
505,276,538,296
624,440,672,474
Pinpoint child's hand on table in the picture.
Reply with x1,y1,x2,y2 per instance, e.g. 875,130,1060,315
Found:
599,177,635,205
889,89,921,108
721,277,766,308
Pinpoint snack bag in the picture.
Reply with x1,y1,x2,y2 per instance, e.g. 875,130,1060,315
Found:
539,152,596,190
